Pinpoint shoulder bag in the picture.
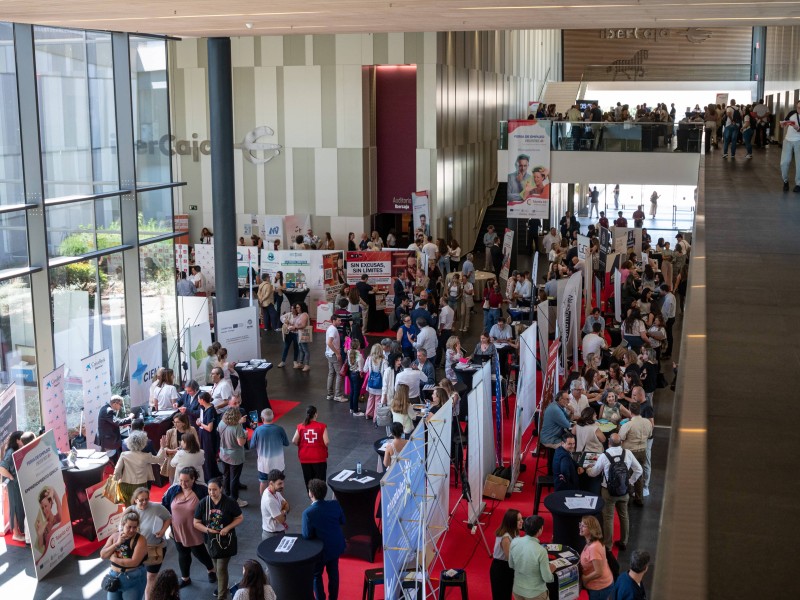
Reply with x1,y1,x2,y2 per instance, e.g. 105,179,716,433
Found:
203,497,238,559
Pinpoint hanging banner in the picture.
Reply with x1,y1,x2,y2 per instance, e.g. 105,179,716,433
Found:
263,215,285,247
184,322,213,386
558,272,582,370
193,242,216,293
322,251,344,302
81,350,111,450
129,334,163,408
284,215,312,246
499,228,514,282
345,251,393,286
507,119,551,219
541,339,561,413
411,191,431,238
174,214,189,245
41,366,68,453
217,306,260,362
537,303,550,372
493,351,503,466
177,296,210,332
598,227,612,274
13,430,74,579
86,477,125,541
614,268,623,323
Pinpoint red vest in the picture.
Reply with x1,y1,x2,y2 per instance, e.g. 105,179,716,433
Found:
297,421,328,463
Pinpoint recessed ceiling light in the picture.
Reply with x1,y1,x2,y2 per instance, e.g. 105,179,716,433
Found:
245,23,253,29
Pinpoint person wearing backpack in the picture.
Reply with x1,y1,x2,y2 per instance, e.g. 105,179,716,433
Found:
586,433,642,551
362,344,385,421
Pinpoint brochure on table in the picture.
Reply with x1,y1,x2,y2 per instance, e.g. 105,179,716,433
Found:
13,430,74,579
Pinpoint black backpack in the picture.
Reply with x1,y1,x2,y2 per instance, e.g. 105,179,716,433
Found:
604,449,630,497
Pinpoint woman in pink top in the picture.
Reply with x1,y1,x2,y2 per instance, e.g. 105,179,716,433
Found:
578,516,614,599
161,466,216,589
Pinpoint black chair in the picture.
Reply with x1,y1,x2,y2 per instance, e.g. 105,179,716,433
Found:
534,475,554,515
362,568,384,600
439,569,468,599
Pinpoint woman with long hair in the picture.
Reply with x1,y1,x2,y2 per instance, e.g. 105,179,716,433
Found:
382,422,408,469
390,384,415,437
292,406,329,488
347,232,357,252
444,335,463,383
273,271,286,315
380,353,403,435
160,467,216,590
278,303,300,368
448,238,462,272
579,516,614,599
233,559,276,600
169,434,206,485
346,338,365,417
150,569,180,600
159,412,200,482
436,238,450,276
293,302,312,371
151,368,179,412
573,407,606,453
0,431,26,541
489,509,523,600
196,392,221,481
363,343,386,420
621,308,648,351
323,232,335,250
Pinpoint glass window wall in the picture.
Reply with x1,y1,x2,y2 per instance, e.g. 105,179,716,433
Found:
140,239,179,376
0,23,24,206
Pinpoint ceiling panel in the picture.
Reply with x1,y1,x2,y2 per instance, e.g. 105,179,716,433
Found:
0,1,797,38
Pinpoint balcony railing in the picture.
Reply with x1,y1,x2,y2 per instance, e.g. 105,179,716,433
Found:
499,120,704,153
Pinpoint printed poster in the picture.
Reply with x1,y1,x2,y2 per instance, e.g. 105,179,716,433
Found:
41,366,68,453
507,119,551,219
263,215,285,247
237,245,260,288
558,272,582,368
193,242,216,293
86,477,125,541
322,251,344,302
499,228,514,282
129,334,163,408
184,322,213,386
345,251,393,286
13,430,74,579
81,349,111,450
175,243,190,276
411,191,430,237
216,306,260,362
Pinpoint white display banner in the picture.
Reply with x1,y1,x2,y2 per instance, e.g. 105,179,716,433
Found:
263,215,284,247
506,119,551,219
13,430,74,579
614,268,623,323
129,334,163,408
315,302,333,332
517,324,539,430
260,250,312,290
537,302,550,371
81,349,111,450
86,477,125,541
499,228,514,282
185,322,213,385
577,235,590,261
412,191,431,237
467,363,494,523
284,215,312,245
217,306,260,361
193,243,216,293
175,244,190,275
178,296,210,331
41,366,68,453
558,272,582,368
425,398,452,545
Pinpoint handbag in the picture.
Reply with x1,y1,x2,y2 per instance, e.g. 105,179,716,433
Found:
375,404,393,427
299,326,313,344
101,571,121,592
203,497,238,559
102,477,122,504
144,545,165,566
339,361,349,377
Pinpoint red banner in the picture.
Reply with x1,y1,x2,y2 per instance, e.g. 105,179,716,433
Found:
540,339,561,414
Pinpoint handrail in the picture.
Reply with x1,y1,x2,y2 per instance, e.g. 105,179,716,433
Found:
469,184,498,253
535,66,551,103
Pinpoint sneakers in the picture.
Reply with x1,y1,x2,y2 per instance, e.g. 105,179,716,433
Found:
745,154,752,159
722,153,728,158
208,571,217,584
236,498,248,507
784,180,790,191
277,362,285,368
326,395,333,401
643,488,650,497
352,411,365,417
179,579,192,589
293,362,302,369
334,396,348,403
302,365,311,372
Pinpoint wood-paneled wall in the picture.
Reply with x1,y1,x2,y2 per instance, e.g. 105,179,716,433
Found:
563,28,752,81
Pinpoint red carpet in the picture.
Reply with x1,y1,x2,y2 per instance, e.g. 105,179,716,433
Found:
268,399,301,423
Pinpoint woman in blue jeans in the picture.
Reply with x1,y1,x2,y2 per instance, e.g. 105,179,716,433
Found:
278,304,299,368
346,339,365,417
99,510,148,600
294,302,311,371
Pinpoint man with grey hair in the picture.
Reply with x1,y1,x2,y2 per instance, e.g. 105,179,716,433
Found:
177,379,201,423
95,394,133,464
209,367,232,410
251,408,290,494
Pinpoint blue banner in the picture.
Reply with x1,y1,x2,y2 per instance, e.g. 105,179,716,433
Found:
493,351,503,466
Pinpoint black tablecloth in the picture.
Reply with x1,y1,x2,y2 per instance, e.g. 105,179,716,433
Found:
544,491,604,552
284,288,310,308
234,362,273,414
327,469,382,561
544,544,581,600
257,536,323,600
373,437,391,463
63,458,109,540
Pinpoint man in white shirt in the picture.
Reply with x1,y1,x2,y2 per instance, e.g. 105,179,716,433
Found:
261,469,290,540
190,266,206,295
618,402,653,506
582,322,608,364
514,271,533,306
566,379,590,420
395,357,428,400
781,100,800,191
325,315,345,402
674,233,691,255
542,227,561,256
659,283,677,359
436,297,454,367
587,433,643,550
413,317,438,360
422,236,438,267
210,367,233,410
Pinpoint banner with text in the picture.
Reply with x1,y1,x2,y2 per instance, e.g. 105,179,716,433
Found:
260,250,312,290
283,215,312,245
237,246,260,288
541,339,561,415
42,366,68,452
13,430,74,579
217,306,260,362
412,191,431,237
175,244,190,276
507,119,551,219
499,228,514,282
345,251,393,286
129,334,163,408
193,243,216,293
558,272,582,369
81,350,111,450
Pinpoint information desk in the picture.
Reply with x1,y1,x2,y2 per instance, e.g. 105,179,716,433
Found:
233,361,273,414
257,535,323,600
62,455,110,540
327,468,382,562
543,490,604,552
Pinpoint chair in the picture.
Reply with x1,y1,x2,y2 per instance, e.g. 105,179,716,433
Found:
439,569,468,599
362,568,384,600
533,474,554,515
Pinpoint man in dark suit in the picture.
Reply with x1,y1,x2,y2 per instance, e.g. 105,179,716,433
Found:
95,395,132,464
302,479,346,600
176,379,201,423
